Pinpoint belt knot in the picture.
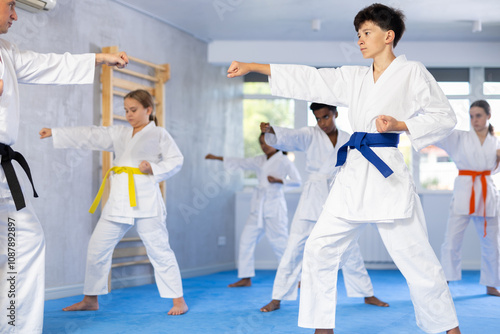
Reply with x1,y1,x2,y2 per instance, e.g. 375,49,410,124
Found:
336,132,400,178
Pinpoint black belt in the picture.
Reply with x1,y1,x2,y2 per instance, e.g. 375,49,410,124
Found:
0,144,38,211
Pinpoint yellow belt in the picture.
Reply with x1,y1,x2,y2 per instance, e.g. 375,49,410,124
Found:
89,166,146,214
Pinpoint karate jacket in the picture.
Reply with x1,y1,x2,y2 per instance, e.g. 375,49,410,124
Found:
0,38,95,198
224,151,301,226
265,125,350,221
437,130,500,217
269,55,456,222
52,122,183,224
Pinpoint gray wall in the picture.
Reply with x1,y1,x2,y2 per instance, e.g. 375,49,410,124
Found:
7,0,243,296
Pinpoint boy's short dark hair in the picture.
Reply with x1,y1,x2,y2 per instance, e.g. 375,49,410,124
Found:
354,3,406,47
310,103,337,113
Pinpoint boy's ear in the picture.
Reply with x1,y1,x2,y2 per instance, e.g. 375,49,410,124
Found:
385,30,395,45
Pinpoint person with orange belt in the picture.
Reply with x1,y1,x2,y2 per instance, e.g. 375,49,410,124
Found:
437,100,500,296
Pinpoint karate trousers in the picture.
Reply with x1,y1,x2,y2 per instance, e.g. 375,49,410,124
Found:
83,216,183,298
0,197,45,334
441,214,500,286
272,215,373,301
237,210,288,278
298,199,459,333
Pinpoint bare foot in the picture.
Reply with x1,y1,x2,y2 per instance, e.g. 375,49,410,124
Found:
167,297,188,315
486,286,500,296
63,295,99,311
364,296,389,307
446,326,461,334
228,277,251,287
314,329,333,334
260,299,281,312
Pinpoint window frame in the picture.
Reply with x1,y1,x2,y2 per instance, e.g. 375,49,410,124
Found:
241,82,304,186
415,67,500,194
242,67,500,193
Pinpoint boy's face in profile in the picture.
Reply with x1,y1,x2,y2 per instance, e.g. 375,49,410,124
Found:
357,21,392,59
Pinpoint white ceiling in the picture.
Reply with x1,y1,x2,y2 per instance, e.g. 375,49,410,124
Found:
113,0,500,43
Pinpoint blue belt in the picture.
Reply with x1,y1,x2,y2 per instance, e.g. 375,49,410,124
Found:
336,132,400,178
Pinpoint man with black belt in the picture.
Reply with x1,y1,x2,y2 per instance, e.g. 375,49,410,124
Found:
0,1,128,333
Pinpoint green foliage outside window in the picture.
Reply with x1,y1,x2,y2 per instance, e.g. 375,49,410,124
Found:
243,99,294,158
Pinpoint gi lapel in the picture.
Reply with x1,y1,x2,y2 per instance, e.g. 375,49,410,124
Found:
471,130,490,167
122,121,154,159
361,55,407,131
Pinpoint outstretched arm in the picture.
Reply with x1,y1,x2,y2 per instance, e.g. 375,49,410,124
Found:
227,61,270,78
95,52,129,68
39,128,52,139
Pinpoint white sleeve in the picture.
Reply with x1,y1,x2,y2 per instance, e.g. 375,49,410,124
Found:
150,129,184,183
265,126,312,152
268,64,358,107
223,156,261,172
9,41,95,85
283,158,302,188
52,126,115,151
434,130,462,153
405,63,457,151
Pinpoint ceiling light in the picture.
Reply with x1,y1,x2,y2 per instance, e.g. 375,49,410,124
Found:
311,19,321,32
472,20,482,33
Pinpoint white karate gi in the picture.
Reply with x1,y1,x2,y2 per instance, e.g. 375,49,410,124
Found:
225,151,301,278
268,55,459,332
0,39,95,334
52,122,184,298
265,125,375,301
437,130,500,286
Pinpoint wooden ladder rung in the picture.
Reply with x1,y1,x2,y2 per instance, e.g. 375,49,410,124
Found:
111,259,151,268
128,55,168,71
113,115,127,121
116,68,160,83
113,78,154,94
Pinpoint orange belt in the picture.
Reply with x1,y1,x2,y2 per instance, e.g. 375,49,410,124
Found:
458,170,491,237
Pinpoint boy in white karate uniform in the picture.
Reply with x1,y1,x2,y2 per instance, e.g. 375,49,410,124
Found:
0,2,128,333
226,3,461,334
260,103,388,312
